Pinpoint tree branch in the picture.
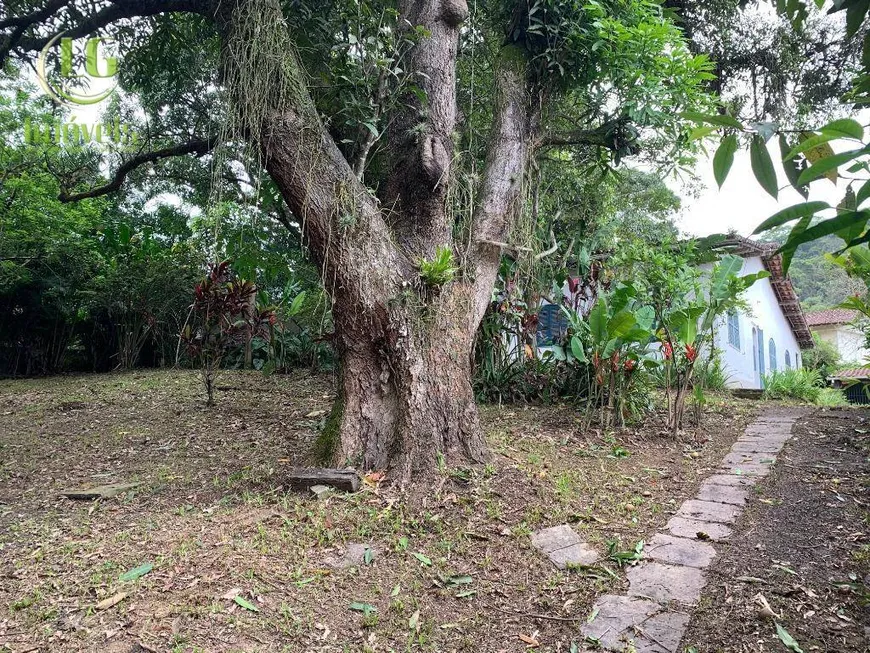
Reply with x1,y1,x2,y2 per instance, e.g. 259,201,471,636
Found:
58,138,213,202
378,0,470,258
470,45,535,329
1,0,216,66
538,116,635,150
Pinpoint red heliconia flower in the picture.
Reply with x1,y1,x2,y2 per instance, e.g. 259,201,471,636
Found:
685,343,698,362
662,342,673,360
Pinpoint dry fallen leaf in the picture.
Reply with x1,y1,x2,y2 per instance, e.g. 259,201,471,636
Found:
221,587,242,601
754,592,780,620
95,592,128,611
518,632,540,647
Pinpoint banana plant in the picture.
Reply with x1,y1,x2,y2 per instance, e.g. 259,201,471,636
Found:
659,254,768,434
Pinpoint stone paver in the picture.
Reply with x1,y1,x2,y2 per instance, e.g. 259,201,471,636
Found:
324,542,378,568
531,524,598,569
696,482,748,506
626,561,707,605
721,451,777,467
531,524,579,552
633,611,691,653
666,515,732,541
581,594,661,649
730,440,784,453
718,462,772,477
644,533,716,568
676,499,742,524
701,473,758,488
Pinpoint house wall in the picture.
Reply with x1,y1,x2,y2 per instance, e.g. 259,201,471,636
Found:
707,256,803,389
813,324,870,364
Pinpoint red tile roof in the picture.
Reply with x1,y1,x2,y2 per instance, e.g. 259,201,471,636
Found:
805,308,860,327
830,367,870,379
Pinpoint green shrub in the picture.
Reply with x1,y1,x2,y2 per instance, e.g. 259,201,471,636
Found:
763,369,824,403
816,387,849,407
695,353,731,391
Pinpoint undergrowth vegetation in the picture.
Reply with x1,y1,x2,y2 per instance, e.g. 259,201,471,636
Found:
763,369,848,406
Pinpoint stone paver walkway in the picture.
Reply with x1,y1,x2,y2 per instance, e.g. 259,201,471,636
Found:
577,408,810,652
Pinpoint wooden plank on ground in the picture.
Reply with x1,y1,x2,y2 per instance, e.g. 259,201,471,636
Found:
287,468,360,493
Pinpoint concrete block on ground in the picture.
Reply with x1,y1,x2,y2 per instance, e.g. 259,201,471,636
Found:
581,594,660,649
626,561,707,605
677,499,742,524
531,524,599,569
666,515,732,542
696,482,748,506
644,533,716,569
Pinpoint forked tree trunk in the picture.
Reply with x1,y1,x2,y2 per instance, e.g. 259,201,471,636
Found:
215,0,533,478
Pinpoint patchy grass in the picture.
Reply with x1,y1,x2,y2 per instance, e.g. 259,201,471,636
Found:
0,371,756,652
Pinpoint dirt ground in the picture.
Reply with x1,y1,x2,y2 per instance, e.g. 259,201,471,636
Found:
0,370,758,652
682,408,870,652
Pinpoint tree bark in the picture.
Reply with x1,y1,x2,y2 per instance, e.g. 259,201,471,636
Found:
331,288,488,477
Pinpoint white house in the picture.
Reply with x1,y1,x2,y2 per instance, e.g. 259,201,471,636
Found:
532,237,813,389
805,309,870,364
710,237,813,389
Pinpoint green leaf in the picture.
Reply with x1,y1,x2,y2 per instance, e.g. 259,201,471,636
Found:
570,336,587,363
589,299,608,346
779,135,808,198
234,596,259,612
857,179,870,208
607,310,637,339
797,147,870,186
752,201,830,234
780,212,870,255
820,118,864,140
408,609,420,630
349,601,376,615
781,216,811,273
412,552,432,567
681,111,744,130
363,547,373,565
845,0,870,39
119,563,153,582
688,125,717,141
713,135,738,188
749,134,779,199
750,135,779,199
288,291,306,316
775,622,804,653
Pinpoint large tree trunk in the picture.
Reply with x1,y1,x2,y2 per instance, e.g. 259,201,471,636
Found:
214,0,534,478
331,290,488,476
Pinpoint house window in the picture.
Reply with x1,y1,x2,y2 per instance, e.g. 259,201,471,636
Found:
537,304,567,346
727,311,740,349
769,338,777,372
785,350,791,369
752,328,757,371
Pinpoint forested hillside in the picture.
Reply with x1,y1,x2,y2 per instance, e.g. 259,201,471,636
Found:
760,228,865,311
